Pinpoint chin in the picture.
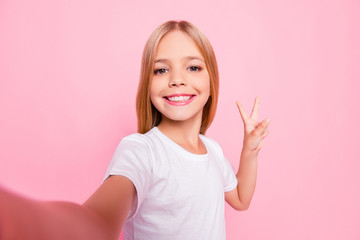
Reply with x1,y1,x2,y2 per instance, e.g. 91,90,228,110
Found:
162,111,202,123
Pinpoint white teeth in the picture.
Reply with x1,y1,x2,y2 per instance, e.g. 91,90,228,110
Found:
168,96,191,102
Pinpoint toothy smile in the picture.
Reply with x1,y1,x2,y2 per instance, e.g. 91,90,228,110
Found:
163,94,195,106
166,96,191,102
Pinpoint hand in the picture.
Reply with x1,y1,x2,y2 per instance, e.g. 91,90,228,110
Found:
236,96,270,153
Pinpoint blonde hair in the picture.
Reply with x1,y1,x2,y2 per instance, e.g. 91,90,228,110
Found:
136,20,219,134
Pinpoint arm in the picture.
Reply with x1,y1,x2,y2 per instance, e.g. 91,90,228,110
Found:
225,96,270,211
0,175,135,240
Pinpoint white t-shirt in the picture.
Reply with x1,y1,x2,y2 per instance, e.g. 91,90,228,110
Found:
103,127,238,240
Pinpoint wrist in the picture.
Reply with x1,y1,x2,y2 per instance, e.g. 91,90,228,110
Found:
241,148,259,159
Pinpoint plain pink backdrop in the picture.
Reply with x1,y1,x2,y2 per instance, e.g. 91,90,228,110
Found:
0,0,359,239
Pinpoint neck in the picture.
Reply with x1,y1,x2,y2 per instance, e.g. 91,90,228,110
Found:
157,114,206,154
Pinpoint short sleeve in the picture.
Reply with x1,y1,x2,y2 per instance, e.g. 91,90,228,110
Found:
103,134,153,220
200,135,238,192
223,156,238,192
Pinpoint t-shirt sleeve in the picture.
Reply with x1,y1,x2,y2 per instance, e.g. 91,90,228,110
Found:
103,134,153,220
223,156,238,192
203,136,238,192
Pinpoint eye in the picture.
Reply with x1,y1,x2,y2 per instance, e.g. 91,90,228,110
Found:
188,66,202,72
154,68,168,75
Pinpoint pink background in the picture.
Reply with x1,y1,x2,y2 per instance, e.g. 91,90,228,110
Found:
1,0,359,239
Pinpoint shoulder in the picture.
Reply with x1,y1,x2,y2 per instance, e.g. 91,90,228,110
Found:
116,133,147,152
120,133,146,146
116,129,159,157
122,128,158,143
105,131,156,179
200,134,224,157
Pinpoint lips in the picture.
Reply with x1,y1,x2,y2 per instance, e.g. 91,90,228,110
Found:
163,94,195,106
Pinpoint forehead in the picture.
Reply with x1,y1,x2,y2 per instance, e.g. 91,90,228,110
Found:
155,30,203,60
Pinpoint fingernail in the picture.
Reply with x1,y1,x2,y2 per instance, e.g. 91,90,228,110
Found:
266,118,271,123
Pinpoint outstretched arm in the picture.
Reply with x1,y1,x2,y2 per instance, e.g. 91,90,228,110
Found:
225,96,270,211
0,175,135,240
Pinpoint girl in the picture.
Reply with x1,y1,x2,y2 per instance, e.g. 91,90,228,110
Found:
0,20,270,240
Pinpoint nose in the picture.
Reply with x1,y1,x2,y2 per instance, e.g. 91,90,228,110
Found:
168,71,187,87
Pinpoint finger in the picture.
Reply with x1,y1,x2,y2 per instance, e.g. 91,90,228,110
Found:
236,101,248,123
257,140,263,151
253,118,270,136
250,96,260,121
260,129,269,140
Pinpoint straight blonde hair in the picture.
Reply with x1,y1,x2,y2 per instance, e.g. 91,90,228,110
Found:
136,20,219,134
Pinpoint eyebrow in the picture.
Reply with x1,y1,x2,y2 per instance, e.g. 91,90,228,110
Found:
154,56,205,63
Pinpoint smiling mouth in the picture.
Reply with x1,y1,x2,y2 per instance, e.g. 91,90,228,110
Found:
165,95,192,102
163,94,195,105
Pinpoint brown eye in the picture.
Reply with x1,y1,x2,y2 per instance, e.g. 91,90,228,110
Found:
188,66,201,72
154,68,168,75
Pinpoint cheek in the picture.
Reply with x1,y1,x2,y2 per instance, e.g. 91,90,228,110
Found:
149,82,156,106
200,76,211,94
201,71,211,91
149,80,158,98
206,79,211,93
150,77,164,94
203,77,211,103
149,92,157,107
149,80,162,108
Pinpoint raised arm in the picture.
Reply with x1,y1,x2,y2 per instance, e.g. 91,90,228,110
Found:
225,96,270,211
0,175,135,240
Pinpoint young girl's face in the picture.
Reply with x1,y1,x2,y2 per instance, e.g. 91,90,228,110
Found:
150,30,210,125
